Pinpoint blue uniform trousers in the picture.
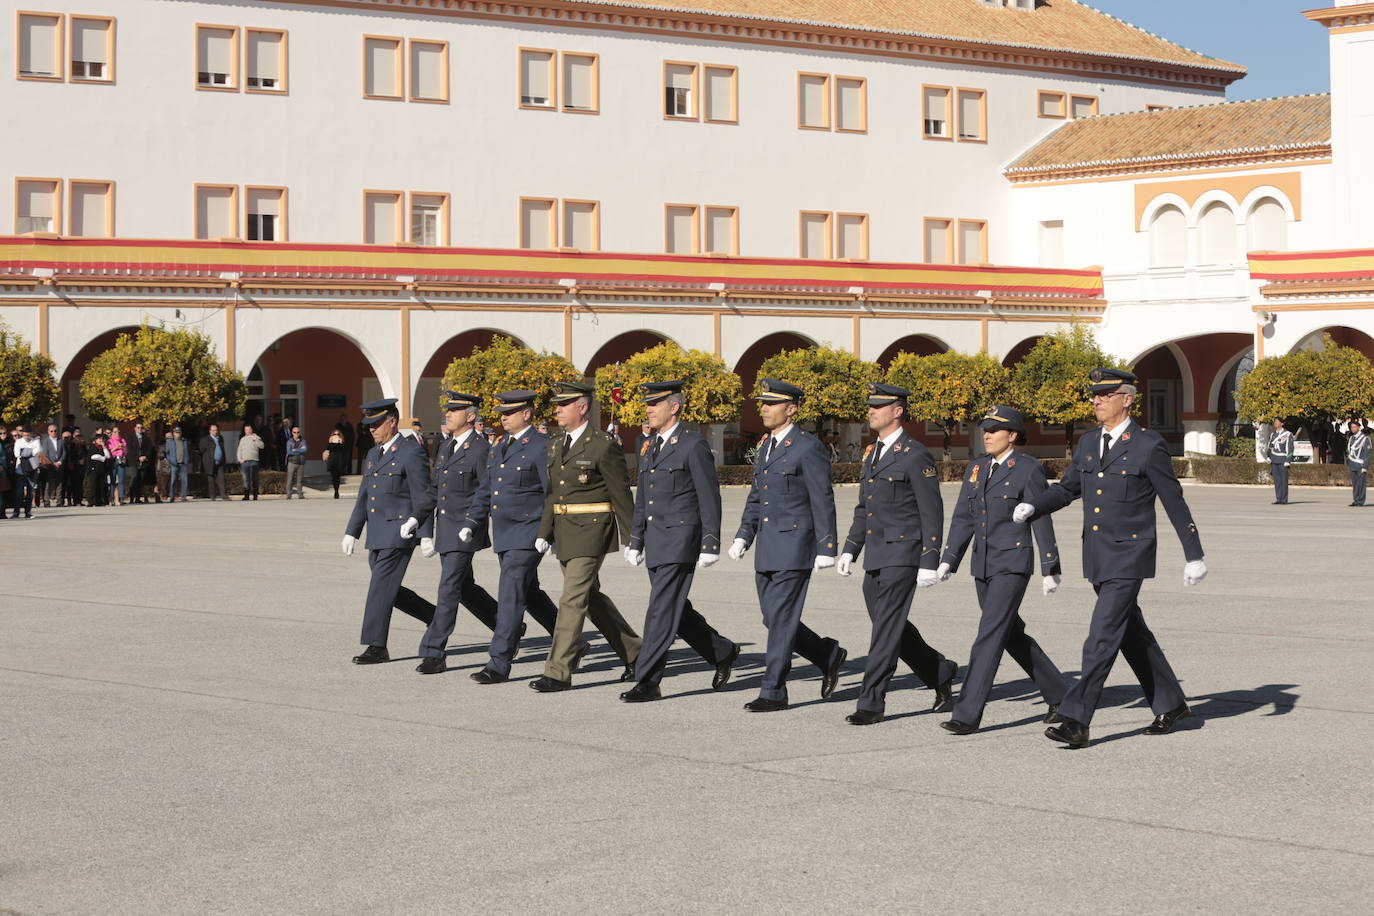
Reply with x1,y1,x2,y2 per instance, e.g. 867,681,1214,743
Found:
635,562,734,685
1057,578,1185,725
755,570,841,702
951,573,1066,726
1270,461,1289,503
486,548,559,677
361,545,432,647
856,566,953,715
1350,465,1366,505
418,550,498,658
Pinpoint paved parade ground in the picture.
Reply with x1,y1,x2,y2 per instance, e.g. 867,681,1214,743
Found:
3,483,1371,915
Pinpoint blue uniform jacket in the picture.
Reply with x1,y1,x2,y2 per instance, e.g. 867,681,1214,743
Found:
1269,429,1295,464
628,426,721,567
943,451,1060,579
735,427,837,572
420,431,491,554
465,428,549,553
1029,421,1203,583
345,436,436,550
842,430,943,571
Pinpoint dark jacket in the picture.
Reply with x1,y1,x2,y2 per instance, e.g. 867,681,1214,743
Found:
421,431,491,553
199,434,227,473
736,427,838,572
129,432,157,471
842,430,943,571
345,436,435,550
465,427,549,553
325,439,351,476
628,425,722,566
943,450,1059,579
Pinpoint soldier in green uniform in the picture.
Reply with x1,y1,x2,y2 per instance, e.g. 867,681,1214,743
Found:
528,381,644,692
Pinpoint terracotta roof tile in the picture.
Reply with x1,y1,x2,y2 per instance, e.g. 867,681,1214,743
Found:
592,0,1243,72
1005,94,1331,175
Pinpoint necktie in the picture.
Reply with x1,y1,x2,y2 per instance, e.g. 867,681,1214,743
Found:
990,461,1000,478
870,440,883,466
563,434,573,455
650,436,662,464
762,436,774,464
1101,432,1113,462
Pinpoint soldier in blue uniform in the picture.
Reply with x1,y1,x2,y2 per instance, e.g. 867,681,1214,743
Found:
620,381,740,702
1015,369,1208,748
729,379,848,712
412,392,502,674
1268,417,1294,505
936,406,1067,735
462,390,567,684
1344,419,1369,507
836,383,957,725
342,398,438,665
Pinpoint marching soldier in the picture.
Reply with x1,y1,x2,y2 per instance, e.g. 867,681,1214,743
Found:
528,381,643,692
1014,369,1208,748
936,406,1067,735
836,383,957,725
620,381,740,702
729,379,848,712
461,391,566,684
1345,419,1369,507
342,398,437,665
1268,417,1294,505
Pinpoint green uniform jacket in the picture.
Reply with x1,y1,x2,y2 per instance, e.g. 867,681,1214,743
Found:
539,426,635,560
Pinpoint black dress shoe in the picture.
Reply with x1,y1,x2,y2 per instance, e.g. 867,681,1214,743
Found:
619,663,636,682
1045,718,1090,748
941,719,977,735
470,667,508,684
529,675,572,693
931,659,957,713
352,645,390,665
821,646,847,699
415,656,446,675
845,709,883,726
1144,703,1192,735
744,697,788,712
713,644,741,691
1043,704,1062,725
619,682,662,703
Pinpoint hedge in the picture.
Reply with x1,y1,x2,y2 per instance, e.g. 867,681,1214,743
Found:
186,469,288,496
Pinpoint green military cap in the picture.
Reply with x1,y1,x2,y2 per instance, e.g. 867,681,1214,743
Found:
551,380,594,405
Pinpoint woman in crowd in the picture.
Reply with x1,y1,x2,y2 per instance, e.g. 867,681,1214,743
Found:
107,424,127,506
324,428,350,498
85,433,109,506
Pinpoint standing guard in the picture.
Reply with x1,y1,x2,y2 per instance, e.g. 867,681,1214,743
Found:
1345,419,1369,507
1268,417,1294,505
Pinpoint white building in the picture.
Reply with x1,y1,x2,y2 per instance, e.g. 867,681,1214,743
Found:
2,0,1371,457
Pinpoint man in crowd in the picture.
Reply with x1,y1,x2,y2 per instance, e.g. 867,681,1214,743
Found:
0,423,14,518
285,425,308,498
40,423,65,507
1345,419,1368,507
10,425,41,518
237,423,264,500
128,421,156,503
1269,417,1294,506
63,429,85,505
200,423,228,500
166,427,190,502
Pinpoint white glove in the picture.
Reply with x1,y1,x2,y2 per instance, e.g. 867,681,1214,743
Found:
814,555,836,571
457,526,473,544
624,547,644,567
697,552,719,569
1184,559,1208,586
420,537,436,558
1042,574,1061,596
534,538,552,555
728,538,748,561
936,561,952,581
1013,502,1036,523
837,553,854,576
916,568,940,588
399,517,419,539
341,534,356,557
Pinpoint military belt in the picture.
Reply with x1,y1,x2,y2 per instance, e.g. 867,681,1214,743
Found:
553,502,612,515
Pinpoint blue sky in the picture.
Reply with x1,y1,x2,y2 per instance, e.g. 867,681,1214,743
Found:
1083,1,1331,100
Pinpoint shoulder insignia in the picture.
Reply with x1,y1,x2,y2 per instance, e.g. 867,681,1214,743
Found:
783,439,793,447
521,437,529,444
669,436,678,445
922,466,937,478
1006,457,1016,468
1121,431,1132,442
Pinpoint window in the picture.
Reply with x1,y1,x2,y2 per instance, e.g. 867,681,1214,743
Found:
957,219,988,265
196,25,238,89
244,29,285,92
519,48,554,107
1039,220,1064,267
799,211,831,259
195,184,238,240
922,85,952,139
665,205,698,254
1149,205,1186,268
798,73,830,129
1199,202,1235,265
18,13,61,80
363,190,403,244
1147,379,1179,432
69,16,113,82
704,206,738,255
835,77,867,133
562,200,599,250
1070,94,1098,119
409,193,448,246
15,179,60,234
246,186,285,241
363,35,402,99
703,65,737,123
409,39,447,102
956,88,986,141
923,218,953,264
836,213,869,259
1247,198,1288,252
68,180,113,237
560,52,598,113
519,197,555,249
665,62,697,119
1037,90,1065,119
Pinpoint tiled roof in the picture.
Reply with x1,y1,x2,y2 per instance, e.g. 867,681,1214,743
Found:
592,0,1243,72
1005,95,1331,175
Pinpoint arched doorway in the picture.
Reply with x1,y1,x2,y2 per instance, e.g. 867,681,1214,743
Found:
582,330,673,376
413,329,529,433
875,333,947,367
58,326,142,434
1295,326,1374,360
1132,345,1186,445
1001,335,1043,369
